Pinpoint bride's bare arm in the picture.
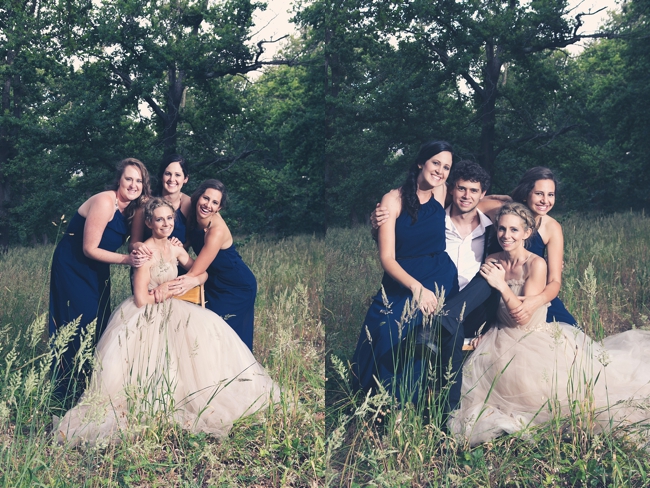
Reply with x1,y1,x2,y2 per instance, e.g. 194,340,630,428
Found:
133,260,158,308
480,255,546,314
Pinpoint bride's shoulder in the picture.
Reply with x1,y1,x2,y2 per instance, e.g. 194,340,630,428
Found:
526,252,547,276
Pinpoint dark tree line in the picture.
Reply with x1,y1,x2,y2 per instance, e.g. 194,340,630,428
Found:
1,0,648,244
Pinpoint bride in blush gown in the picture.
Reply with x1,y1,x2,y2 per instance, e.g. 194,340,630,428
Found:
56,198,280,446
448,203,650,446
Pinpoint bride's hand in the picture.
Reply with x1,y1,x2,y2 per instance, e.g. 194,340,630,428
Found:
412,286,438,315
509,295,544,325
479,260,506,290
167,275,200,296
149,283,170,303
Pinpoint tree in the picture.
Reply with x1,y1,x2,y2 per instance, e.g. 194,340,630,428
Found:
65,0,296,161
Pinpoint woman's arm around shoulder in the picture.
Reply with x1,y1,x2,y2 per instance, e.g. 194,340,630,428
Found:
185,217,232,278
478,195,512,222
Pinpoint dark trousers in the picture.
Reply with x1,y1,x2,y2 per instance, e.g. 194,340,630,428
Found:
436,274,501,412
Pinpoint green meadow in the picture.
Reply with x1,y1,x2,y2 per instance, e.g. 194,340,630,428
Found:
325,211,650,487
0,233,325,486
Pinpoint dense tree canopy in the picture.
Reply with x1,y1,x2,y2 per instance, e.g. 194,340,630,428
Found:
0,0,648,243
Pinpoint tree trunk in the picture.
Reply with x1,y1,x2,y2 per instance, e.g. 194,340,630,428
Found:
161,67,185,157
478,41,502,176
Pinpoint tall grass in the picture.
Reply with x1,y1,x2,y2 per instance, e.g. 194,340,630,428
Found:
325,211,650,486
0,233,325,486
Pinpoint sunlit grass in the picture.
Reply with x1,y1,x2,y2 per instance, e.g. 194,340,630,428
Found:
325,211,650,487
0,233,325,486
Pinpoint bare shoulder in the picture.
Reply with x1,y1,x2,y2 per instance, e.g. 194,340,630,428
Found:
80,191,115,219
539,215,563,242
528,253,548,274
205,215,232,246
382,189,402,214
485,251,503,263
179,193,192,215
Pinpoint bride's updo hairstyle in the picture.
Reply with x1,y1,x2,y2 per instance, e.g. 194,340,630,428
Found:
510,167,558,205
401,140,453,224
144,197,175,225
496,202,538,247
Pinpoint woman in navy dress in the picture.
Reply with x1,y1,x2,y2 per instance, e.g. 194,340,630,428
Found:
163,179,257,352
49,158,152,401
479,167,577,326
352,141,460,408
129,154,192,280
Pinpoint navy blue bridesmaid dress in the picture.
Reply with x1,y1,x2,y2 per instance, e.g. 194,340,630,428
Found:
527,231,578,326
189,228,257,352
352,197,459,404
49,209,129,399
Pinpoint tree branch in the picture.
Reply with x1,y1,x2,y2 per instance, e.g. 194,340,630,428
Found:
192,149,259,172
205,36,299,78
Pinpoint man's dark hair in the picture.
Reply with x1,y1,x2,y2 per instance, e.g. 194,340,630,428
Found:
448,160,491,193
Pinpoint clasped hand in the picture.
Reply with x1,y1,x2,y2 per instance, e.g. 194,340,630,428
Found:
479,260,506,289
149,275,201,303
413,286,438,315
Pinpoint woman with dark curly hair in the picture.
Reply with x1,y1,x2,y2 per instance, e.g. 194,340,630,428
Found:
351,141,461,409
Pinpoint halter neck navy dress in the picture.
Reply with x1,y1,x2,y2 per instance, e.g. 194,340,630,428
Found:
49,209,129,399
352,197,459,402
527,230,578,326
189,227,257,352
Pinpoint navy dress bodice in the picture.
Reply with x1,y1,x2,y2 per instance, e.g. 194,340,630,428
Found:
189,227,257,351
49,209,129,400
528,231,578,325
352,197,459,402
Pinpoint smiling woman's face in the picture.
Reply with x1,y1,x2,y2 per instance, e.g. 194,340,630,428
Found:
196,188,223,219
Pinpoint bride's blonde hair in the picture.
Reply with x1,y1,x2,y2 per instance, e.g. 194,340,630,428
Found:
144,197,175,224
496,202,538,246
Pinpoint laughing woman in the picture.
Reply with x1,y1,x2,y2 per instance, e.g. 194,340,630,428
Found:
164,179,258,352
49,158,151,401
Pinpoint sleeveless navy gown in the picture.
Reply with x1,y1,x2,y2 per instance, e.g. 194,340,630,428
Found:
528,231,578,326
352,197,459,404
189,228,257,352
49,210,129,400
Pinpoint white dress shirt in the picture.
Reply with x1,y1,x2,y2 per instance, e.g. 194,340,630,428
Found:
445,207,493,290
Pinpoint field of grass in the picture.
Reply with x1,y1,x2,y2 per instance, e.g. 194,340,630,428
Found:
325,211,650,487
0,231,325,486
